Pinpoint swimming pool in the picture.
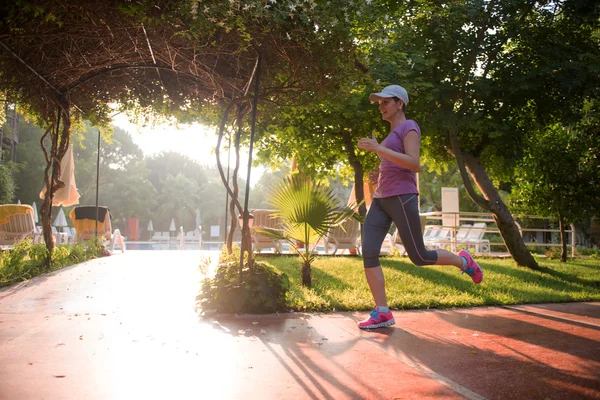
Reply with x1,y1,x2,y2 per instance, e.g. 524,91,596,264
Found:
124,241,225,251
122,241,331,254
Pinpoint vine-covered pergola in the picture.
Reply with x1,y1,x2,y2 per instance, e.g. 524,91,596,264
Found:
0,0,364,262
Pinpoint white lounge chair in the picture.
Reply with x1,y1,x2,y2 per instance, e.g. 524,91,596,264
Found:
184,231,199,242
379,233,394,255
250,209,283,253
151,232,170,242
324,218,361,255
428,224,472,250
0,204,36,248
424,226,452,249
392,216,428,255
421,225,440,243
70,227,77,243
32,225,61,245
33,225,44,244
52,226,69,244
150,231,162,241
459,222,490,255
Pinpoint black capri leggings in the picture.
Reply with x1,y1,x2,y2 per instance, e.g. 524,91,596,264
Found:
362,194,438,268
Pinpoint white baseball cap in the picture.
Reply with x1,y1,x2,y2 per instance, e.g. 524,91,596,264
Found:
369,85,409,105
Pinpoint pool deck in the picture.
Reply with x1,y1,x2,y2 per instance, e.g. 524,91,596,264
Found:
1,250,599,399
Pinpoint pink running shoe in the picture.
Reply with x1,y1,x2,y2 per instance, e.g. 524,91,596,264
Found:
459,249,483,284
358,306,395,330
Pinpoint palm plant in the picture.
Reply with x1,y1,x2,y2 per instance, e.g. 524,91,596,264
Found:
254,175,361,287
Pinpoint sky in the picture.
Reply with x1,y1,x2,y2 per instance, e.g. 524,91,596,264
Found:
112,114,265,185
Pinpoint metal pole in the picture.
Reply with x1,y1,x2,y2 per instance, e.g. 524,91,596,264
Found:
95,128,100,236
224,132,231,243
0,104,4,164
570,223,576,258
240,53,262,270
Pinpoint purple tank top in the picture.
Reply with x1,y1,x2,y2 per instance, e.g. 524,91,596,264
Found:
373,119,420,198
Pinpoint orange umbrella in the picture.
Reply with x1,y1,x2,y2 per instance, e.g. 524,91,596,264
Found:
40,145,80,206
348,180,376,211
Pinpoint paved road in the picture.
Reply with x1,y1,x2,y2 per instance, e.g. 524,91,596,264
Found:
1,251,599,399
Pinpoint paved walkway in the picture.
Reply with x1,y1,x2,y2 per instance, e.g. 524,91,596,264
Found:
1,251,599,399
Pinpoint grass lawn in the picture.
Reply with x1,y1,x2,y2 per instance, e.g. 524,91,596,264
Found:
257,255,600,312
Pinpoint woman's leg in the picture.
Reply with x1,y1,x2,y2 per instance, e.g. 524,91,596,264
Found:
361,198,393,307
381,194,483,283
435,249,463,268
381,195,438,266
365,267,388,306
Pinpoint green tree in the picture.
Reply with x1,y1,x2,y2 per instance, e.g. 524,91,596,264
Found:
15,119,157,233
419,165,491,214
145,154,232,235
154,173,201,234
0,0,363,259
357,0,600,269
250,169,288,209
197,176,229,237
95,166,158,231
145,152,208,194
0,161,16,204
255,87,381,221
0,100,16,203
73,125,145,203
512,120,600,261
13,117,46,205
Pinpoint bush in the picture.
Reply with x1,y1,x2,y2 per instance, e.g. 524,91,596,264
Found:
0,239,39,284
0,239,103,287
527,246,546,255
545,247,563,259
576,245,600,258
198,245,290,314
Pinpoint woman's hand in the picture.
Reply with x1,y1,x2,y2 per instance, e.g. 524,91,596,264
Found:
358,132,380,153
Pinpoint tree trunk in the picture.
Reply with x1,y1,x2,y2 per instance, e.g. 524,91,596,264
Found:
40,127,58,259
558,212,567,262
40,179,55,257
215,101,244,254
243,224,253,272
462,153,539,269
40,103,71,265
446,122,537,269
342,132,366,220
227,197,237,253
301,261,311,287
342,131,367,243
237,221,253,282
226,115,242,254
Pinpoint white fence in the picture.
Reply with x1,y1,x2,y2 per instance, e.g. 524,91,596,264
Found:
420,211,576,256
